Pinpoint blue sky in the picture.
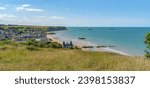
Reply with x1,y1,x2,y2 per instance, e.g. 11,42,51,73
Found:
0,0,150,26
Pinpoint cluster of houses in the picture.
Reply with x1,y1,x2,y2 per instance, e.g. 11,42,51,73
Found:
0,25,76,49
0,30,9,40
0,27,48,43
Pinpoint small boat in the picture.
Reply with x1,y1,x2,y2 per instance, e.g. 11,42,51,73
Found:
110,28,115,30
48,32,56,35
78,37,86,40
88,28,93,30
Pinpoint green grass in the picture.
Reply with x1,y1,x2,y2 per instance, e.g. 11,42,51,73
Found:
0,44,150,71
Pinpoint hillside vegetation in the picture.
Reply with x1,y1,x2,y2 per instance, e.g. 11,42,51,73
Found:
0,43,150,71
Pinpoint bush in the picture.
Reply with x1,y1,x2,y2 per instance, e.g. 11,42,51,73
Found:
0,46,7,50
145,32,150,58
50,42,62,48
25,39,62,49
26,45,37,51
26,39,38,46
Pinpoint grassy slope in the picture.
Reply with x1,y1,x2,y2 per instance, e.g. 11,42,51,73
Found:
0,45,150,71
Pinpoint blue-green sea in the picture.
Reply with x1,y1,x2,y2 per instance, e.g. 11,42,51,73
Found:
54,27,150,56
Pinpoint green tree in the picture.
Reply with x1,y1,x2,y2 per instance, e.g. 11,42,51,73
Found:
144,32,150,58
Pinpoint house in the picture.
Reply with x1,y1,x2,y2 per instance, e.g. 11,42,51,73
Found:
63,41,74,49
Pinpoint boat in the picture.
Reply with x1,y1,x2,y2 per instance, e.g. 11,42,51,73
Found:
78,37,86,40
47,32,56,35
88,28,93,30
110,28,115,30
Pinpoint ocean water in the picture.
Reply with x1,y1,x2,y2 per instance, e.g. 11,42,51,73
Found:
54,27,150,56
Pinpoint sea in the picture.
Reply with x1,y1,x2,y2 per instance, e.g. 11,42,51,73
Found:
53,27,150,56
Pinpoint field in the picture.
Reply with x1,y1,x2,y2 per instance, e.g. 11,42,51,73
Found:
0,43,150,71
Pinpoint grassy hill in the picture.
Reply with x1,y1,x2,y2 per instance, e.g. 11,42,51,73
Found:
0,44,150,71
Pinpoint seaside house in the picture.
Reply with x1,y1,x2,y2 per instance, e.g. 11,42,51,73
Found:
63,41,74,49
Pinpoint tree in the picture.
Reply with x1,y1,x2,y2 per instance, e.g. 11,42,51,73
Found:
144,32,150,58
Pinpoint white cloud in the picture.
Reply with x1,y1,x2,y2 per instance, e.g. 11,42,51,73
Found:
0,13,17,21
16,4,43,12
50,16,65,19
0,7,6,10
22,4,30,7
0,13,16,19
26,8,43,12
37,16,65,19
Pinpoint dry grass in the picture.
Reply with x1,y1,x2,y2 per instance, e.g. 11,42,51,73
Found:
0,45,150,71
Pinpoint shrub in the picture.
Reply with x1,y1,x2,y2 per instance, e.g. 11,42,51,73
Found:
0,46,7,50
26,39,37,46
25,39,62,49
144,32,150,58
26,45,37,51
50,42,62,48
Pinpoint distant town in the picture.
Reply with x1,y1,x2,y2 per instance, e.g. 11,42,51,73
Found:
0,24,67,43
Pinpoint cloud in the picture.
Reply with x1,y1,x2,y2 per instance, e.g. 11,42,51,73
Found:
21,4,30,7
38,16,65,19
16,4,43,12
50,16,65,19
0,14,67,26
23,8,43,12
0,7,6,10
0,13,16,18
0,13,17,21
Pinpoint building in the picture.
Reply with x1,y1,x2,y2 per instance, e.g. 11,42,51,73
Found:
63,41,74,49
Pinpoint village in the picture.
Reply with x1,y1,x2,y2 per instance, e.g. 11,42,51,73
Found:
0,25,75,49
0,25,48,43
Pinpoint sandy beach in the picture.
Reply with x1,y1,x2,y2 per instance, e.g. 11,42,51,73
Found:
47,34,63,44
46,34,129,56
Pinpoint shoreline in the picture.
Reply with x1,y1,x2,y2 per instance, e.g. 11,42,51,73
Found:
46,34,130,56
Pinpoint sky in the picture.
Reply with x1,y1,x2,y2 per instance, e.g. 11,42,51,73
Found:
0,0,150,27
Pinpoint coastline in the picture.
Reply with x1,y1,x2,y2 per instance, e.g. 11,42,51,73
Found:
46,34,130,56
